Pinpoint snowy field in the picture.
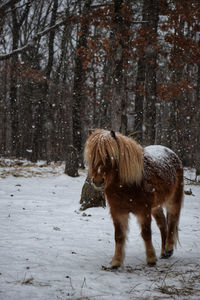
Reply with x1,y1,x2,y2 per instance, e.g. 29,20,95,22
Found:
0,160,200,300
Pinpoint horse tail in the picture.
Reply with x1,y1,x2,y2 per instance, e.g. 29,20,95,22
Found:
176,169,184,247
174,223,180,248
166,168,184,249
166,213,180,248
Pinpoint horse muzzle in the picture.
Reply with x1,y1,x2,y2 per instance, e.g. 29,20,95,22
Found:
91,178,105,192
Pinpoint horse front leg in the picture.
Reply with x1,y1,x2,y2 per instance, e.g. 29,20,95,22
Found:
138,214,157,266
110,212,129,268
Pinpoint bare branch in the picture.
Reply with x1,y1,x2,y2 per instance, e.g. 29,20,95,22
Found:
0,18,67,61
0,0,21,14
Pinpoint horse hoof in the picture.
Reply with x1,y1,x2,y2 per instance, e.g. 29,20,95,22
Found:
109,259,122,269
102,265,118,271
102,264,122,271
110,265,119,270
160,249,173,259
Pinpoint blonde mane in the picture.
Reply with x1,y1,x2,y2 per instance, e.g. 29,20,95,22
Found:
84,129,144,185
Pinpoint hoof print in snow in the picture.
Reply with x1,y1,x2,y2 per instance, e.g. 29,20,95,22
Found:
82,212,92,217
53,226,61,231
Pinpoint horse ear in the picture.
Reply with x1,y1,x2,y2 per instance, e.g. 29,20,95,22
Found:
110,130,116,139
88,129,94,136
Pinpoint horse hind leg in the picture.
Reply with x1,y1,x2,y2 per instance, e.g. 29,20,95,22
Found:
162,183,183,259
138,214,157,266
152,207,167,258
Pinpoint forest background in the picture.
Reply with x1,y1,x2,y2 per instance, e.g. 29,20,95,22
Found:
0,0,199,174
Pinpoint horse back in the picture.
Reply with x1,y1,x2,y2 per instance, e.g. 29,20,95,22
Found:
142,145,183,208
105,145,183,214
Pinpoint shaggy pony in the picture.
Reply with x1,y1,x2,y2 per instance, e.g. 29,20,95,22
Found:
84,129,183,268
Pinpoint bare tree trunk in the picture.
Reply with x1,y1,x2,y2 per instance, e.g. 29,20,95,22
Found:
142,0,159,146
65,145,79,177
71,0,92,172
44,0,58,162
99,49,113,129
10,7,19,156
28,0,58,162
134,58,145,143
9,2,30,156
193,64,200,177
110,0,130,134
168,19,185,157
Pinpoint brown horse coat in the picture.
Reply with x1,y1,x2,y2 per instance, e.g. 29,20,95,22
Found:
84,129,184,268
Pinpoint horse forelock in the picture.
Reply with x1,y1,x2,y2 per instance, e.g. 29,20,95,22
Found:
84,129,143,185
84,130,118,171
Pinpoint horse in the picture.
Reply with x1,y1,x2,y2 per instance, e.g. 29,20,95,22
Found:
84,129,184,268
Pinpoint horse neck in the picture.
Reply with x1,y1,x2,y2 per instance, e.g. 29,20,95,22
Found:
105,168,119,188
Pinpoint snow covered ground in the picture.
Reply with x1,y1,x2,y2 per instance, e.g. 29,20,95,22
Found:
0,160,200,300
